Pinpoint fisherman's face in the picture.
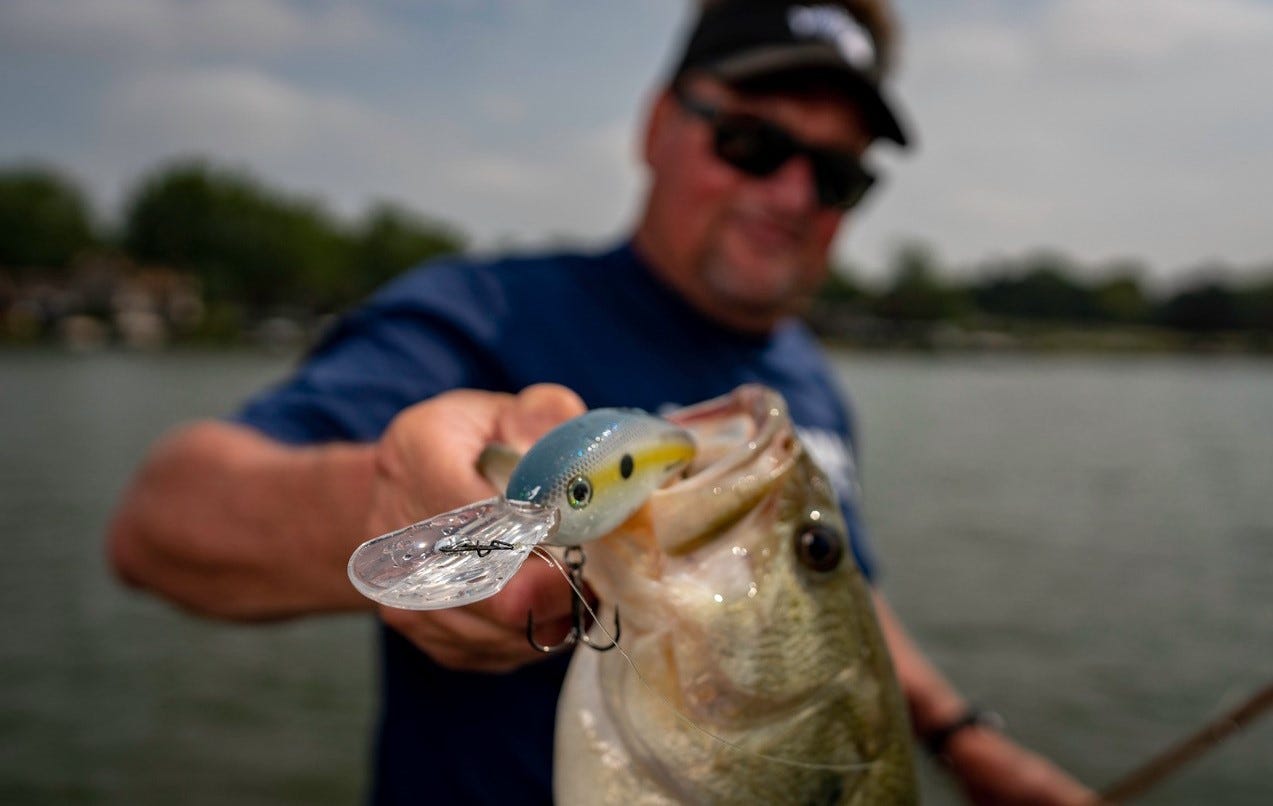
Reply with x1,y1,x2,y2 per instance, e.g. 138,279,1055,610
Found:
638,73,872,333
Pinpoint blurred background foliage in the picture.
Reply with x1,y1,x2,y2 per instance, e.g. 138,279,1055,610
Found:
1,159,1270,350
0,167,98,270
0,160,464,347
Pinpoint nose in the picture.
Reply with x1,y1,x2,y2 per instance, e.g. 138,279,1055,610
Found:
757,154,819,213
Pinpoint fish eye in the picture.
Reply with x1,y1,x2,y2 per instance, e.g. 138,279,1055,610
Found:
794,525,844,573
566,476,593,509
620,453,634,480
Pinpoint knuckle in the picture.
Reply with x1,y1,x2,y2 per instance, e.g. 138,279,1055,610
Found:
487,584,535,625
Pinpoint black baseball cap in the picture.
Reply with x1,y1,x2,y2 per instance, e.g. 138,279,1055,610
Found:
671,0,911,148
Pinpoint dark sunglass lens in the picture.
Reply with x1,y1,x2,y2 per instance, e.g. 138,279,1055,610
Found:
812,152,875,209
686,92,877,210
714,118,791,176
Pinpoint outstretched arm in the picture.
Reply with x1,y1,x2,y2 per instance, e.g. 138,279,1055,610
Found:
107,384,587,671
107,420,377,620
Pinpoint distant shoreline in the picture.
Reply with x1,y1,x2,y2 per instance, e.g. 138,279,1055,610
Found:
5,323,1270,359
815,324,1273,358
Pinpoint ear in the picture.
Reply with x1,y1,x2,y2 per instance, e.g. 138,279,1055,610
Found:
641,88,679,169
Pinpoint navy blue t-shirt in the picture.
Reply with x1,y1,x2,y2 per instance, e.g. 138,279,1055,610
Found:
235,241,875,804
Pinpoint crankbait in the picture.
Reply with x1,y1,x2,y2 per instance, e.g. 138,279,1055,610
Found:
347,408,694,612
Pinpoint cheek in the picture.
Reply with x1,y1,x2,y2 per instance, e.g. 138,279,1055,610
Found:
807,212,844,255
658,156,742,256
659,132,738,206
680,160,740,214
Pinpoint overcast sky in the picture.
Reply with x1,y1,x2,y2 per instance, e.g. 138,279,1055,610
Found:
2,0,1270,285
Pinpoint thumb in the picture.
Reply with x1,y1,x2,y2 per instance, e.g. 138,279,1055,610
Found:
497,383,587,452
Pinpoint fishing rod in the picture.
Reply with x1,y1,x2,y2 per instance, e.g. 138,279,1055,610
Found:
1099,679,1273,803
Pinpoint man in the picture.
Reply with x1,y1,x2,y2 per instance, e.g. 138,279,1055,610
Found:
108,1,1094,803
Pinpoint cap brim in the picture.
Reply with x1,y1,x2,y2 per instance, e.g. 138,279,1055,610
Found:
702,44,911,148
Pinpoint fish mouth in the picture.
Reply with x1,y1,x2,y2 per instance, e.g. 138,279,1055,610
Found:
645,384,800,556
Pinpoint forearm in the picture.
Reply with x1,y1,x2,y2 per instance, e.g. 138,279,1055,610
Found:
873,592,969,737
107,420,377,620
875,592,1096,804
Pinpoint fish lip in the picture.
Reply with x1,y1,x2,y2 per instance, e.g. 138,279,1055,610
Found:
645,385,798,555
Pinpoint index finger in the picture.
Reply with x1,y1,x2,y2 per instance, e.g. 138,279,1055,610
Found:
496,383,587,453
369,389,519,533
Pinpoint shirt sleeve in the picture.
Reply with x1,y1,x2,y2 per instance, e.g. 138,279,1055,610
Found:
233,260,510,445
794,331,879,583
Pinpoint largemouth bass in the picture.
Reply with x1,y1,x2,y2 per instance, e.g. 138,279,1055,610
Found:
554,384,918,805
346,384,918,803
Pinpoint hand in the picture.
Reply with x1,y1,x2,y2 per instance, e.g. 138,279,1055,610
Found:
365,384,587,672
944,727,1098,806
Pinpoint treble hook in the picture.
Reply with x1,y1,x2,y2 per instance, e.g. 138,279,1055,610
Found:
526,546,621,654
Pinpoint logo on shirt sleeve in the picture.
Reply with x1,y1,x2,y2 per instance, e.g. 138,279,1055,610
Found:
795,426,862,507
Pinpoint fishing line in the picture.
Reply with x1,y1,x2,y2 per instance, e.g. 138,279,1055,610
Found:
530,546,877,775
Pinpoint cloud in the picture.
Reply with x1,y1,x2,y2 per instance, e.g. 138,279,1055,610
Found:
851,0,1273,281
445,156,553,197
0,0,385,59
1044,0,1273,64
106,69,353,154
428,119,640,246
3,0,1269,282
97,66,454,206
474,93,531,126
90,63,640,248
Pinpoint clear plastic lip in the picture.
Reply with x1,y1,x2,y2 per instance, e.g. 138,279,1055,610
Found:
347,496,559,610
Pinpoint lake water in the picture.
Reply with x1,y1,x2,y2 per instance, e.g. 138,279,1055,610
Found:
1,349,1269,804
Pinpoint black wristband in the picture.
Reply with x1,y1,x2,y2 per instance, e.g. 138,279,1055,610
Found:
923,708,1005,757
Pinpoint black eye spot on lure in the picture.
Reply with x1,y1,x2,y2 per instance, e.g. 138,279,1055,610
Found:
620,453,634,480
794,524,844,573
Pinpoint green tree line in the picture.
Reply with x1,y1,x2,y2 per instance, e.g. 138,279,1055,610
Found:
2,161,1271,346
816,243,1273,340
1,161,464,328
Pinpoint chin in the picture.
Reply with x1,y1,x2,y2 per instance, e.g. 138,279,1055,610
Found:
707,251,812,306
705,276,805,327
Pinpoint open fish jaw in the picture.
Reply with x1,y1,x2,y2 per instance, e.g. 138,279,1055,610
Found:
555,385,917,805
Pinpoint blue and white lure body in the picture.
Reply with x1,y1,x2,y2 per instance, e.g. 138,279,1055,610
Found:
347,408,695,610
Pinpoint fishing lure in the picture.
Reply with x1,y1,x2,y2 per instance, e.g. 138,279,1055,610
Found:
347,408,695,614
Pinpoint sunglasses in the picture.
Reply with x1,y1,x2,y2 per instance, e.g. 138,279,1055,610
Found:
674,87,877,210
